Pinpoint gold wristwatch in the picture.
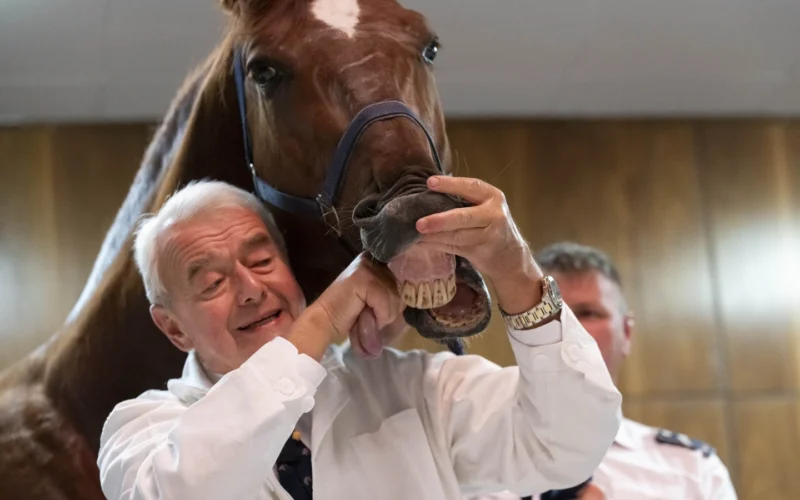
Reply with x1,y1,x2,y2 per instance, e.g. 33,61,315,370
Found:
500,276,563,330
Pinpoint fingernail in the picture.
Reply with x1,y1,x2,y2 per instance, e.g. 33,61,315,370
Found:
417,218,429,232
428,176,441,188
364,332,382,357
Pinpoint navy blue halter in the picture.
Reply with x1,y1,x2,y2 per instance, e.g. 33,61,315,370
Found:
232,47,464,356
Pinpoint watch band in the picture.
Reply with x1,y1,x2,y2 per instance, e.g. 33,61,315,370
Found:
500,276,563,330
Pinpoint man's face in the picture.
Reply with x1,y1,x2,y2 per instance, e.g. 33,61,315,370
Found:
550,270,633,381
151,206,305,374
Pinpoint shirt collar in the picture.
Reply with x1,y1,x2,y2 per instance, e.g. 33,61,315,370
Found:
614,416,650,450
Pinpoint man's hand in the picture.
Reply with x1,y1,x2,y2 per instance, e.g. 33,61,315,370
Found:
290,253,406,361
578,483,605,499
415,175,544,315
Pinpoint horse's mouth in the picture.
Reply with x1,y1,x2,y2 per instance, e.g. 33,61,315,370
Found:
387,245,491,340
353,183,492,341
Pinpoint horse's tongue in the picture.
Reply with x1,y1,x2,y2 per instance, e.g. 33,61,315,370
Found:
387,244,455,285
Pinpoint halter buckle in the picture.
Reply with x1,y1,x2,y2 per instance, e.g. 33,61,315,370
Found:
316,193,342,238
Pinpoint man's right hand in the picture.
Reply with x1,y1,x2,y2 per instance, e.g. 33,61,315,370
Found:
286,253,406,361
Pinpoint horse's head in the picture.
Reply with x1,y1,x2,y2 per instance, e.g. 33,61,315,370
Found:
219,0,491,342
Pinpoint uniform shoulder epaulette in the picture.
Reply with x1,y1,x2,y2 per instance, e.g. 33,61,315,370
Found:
655,429,715,458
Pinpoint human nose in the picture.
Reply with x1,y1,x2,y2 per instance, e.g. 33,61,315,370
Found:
235,264,266,306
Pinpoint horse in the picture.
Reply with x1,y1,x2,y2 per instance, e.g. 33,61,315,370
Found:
0,0,493,497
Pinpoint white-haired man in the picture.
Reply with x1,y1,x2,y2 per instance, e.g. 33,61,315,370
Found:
97,177,622,500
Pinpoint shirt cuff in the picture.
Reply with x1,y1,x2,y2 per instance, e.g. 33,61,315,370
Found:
507,314,563,347
242,336,328,400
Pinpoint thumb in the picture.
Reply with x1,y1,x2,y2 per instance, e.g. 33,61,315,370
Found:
350,308,383,358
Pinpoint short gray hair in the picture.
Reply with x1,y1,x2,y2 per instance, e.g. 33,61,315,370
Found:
133,180,286,306
535,241,623,288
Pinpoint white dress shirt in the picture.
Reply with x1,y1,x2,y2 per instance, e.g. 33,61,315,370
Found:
470,417,737,500
97,304,622,500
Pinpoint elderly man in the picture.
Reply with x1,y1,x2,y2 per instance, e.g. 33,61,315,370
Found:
474,242,737,499
97,178,622,500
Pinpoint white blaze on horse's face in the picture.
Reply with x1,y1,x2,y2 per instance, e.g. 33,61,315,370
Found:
311,0,360,37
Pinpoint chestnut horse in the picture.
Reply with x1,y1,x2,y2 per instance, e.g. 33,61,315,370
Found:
0,0,493,498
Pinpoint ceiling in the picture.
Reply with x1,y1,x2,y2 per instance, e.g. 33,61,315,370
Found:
2,0,800,123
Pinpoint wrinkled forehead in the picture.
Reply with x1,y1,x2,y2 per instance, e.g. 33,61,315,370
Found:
237,0,431,52
159,208,270,261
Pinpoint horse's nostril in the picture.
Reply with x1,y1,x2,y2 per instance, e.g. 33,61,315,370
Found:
352,194,381,225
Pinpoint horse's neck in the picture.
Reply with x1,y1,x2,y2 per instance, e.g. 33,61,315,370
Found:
41,52,253,453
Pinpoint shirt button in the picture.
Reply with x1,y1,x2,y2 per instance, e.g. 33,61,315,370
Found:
533,354,549,370
277,378,296,396
568,344,582,363
301,396,315,413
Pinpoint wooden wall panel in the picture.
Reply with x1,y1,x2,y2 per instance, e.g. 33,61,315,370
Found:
610,123,720,397
733,397,800,499
0,125,150,369
49,125,153,311
0,127,60,368
2,119,799,499
697,122,800,393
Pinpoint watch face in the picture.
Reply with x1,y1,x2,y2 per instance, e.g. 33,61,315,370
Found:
547,276,563,307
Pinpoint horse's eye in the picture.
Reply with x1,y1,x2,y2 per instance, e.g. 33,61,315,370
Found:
248,62,280,88
422,38,440,64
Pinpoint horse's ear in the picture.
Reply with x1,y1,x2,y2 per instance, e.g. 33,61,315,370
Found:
219,0,241,14
220,0,275,16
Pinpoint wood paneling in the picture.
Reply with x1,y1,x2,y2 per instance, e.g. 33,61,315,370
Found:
733,396,800,499
697,122,800,393
0,127,57,368
2,119,799,499
0,125,151,369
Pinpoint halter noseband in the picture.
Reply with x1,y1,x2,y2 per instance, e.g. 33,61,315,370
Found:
231,47,464,356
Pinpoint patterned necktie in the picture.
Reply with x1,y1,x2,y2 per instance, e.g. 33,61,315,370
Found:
276,431,313,499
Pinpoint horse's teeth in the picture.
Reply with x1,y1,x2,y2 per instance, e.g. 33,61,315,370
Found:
402,282,417,308
401,274,457,310
447,274,457,301
433,279,449,308
416,282,432,309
